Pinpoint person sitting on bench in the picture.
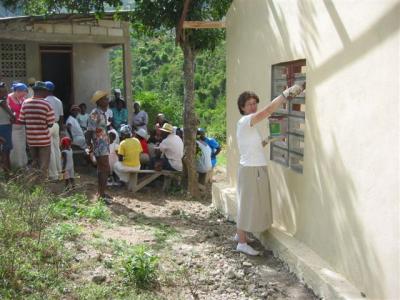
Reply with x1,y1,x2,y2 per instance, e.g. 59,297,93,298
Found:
154,123,183,172
113,125,142,185
134,128,150,168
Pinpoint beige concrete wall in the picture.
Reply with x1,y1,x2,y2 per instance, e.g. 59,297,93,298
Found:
225,0,399,299
25,42,40,81
73,44,111,110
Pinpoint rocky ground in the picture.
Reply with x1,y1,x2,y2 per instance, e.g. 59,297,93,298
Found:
50,165,318,300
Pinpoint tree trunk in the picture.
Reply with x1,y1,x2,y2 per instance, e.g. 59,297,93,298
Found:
182,40,200,198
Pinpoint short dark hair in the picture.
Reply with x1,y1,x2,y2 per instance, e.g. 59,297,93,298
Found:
108,131,116,139
79,103,86,108
237,91,259,115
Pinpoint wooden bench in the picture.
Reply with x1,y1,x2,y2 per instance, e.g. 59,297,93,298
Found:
127,170,182,193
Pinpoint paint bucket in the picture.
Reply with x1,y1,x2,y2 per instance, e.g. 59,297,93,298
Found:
269,115,287,137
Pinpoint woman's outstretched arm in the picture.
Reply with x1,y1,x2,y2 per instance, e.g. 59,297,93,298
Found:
250,84,304,127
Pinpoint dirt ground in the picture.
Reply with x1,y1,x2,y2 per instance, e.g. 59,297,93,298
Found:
50,165,318,300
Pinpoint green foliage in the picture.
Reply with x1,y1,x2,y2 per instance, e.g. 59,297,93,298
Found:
131,0,232,52
50,194,110,221
153,223,178,246
126,0,231,154
0,180,72,299
122,245,159,289
46,223,82,241
110,31,227,141
75,282,161,300
1,0,124,15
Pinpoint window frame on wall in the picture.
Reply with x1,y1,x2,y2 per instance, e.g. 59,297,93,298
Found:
270,59,306,174
0,42,27,82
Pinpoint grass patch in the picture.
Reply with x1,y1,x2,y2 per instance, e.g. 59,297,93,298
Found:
217,149,227,167
50,194,110,221
0,180,73,299
75,282,162,300
46,223,82,242
153,223,178,246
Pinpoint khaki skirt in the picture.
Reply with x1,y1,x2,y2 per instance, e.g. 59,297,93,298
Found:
237,165,272,233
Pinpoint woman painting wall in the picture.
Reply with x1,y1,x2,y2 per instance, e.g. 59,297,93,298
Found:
235,84,304,256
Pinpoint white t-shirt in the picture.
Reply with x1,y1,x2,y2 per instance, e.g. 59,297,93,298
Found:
66,116,85,138
159,133,184,171
45,95,63,122
196,140,212,173
108,141,119,169
236,114,267,166
108,128,120,144
105,108,113,124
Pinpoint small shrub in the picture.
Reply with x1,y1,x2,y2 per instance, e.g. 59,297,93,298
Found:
122,245,159,289
85,202,110,220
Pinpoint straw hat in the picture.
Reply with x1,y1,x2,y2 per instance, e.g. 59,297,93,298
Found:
91,90,108,103
160,123,174,134
27,77,36,85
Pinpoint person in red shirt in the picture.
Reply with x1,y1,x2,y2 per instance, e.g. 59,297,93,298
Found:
134,128,150,168
7,82,28,168
19,81,55,177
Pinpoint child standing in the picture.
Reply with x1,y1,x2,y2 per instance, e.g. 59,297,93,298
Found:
107,131,119,185
61,137,75,188
76,103,89,132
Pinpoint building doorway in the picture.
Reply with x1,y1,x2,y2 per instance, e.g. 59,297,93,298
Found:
40,44,73,115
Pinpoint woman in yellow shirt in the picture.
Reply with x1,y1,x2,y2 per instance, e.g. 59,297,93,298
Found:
113,125,142,185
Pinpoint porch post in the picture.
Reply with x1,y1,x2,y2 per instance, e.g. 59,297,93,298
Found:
122,22,133,124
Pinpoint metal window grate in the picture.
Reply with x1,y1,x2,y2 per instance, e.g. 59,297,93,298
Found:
270,60,306,174
0,42,27,80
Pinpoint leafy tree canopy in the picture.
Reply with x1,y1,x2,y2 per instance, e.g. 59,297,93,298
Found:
0,0,123,15
130,0,231,52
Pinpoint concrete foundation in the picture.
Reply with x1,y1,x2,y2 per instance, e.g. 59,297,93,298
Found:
213,181,363,300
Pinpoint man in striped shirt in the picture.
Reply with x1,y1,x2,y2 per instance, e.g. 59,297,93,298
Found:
19,81,55,176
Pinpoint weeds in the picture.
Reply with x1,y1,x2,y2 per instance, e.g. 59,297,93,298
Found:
0,175,110,298
75,282,162,300
122,245,159,289
153,223,178,246
0,179,72,298
46,223,82,241
50,193,110,220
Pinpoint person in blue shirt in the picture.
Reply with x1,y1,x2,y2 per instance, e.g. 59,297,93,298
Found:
111,98,128,133
197,128,221,168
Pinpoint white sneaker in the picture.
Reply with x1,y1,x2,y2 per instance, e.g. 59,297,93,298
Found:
236,243,260,256
234,233,256,243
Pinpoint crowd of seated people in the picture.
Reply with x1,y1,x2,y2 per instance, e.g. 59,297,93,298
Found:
0,81,221,200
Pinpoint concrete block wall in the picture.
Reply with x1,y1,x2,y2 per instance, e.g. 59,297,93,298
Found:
0,18,124,38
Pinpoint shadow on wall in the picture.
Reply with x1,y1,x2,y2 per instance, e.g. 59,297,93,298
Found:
227,0,400,298
267,1,400,298
300,2,399,298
